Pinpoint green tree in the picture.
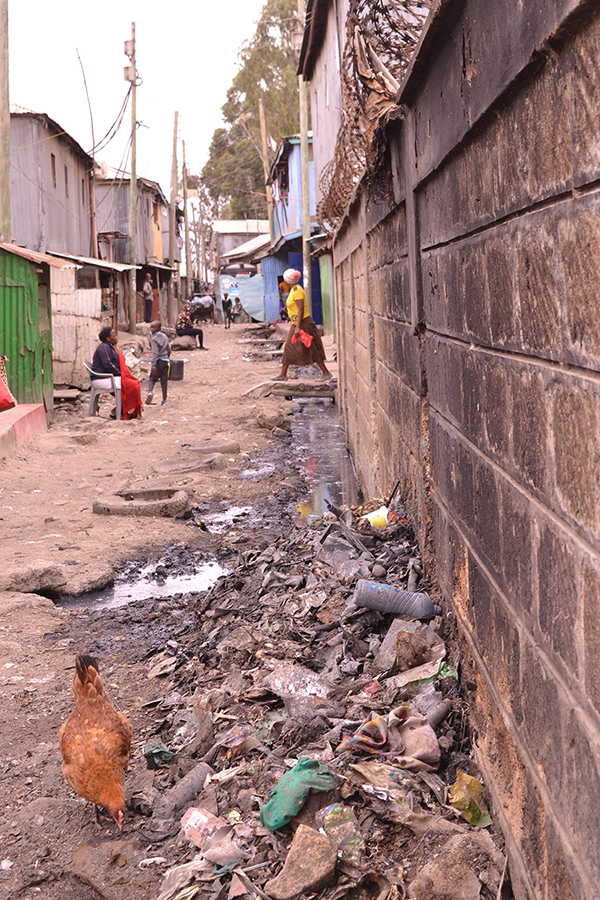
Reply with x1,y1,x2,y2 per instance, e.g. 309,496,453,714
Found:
202,0,300,220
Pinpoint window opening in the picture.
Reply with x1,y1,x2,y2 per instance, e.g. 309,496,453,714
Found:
51,154,56,189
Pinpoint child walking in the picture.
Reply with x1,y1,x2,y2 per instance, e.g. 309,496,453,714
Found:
146,320,171,405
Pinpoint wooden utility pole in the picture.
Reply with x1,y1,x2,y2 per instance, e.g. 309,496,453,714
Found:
259,91,275,245
0,0,11,242
126,23,138,334
297,0,312,315
182,140,192,298
168,112,178,289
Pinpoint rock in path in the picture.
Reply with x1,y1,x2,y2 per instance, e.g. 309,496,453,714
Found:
264,824,336,900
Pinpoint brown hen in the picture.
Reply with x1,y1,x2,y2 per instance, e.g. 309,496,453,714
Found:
59,654,132,829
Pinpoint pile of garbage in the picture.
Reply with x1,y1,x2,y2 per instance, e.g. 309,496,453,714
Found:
130,497,509,900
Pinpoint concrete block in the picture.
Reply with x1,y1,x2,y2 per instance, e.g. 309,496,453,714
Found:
563,706,600,884
510,368,548,493
571,10,600,187
463,242,491,345
552,382,600,533
473,460,501,575
558,204,600,365
0,404,47,459
499,481,533,614
516,223,560,355
367,204,407,268
486,236,516,346
582,558,600,717
519,643,563,800
537,522,579,674
483,360,510,460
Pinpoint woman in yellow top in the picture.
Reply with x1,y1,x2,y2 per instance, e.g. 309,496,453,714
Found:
271,269,333,382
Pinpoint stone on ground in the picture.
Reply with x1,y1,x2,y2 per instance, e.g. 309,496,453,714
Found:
264,824,336,900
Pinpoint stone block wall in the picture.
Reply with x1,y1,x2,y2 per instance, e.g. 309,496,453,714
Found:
332,0,600,895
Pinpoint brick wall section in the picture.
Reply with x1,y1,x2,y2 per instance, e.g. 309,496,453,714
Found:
332,0,600,895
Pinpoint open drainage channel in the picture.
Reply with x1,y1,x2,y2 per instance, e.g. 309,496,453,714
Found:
290,397,359,522
58,399,358,611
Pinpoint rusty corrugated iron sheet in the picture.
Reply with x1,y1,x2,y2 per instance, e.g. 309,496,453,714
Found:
0,246,53,411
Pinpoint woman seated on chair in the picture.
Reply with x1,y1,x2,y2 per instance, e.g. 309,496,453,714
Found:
92,326,143,419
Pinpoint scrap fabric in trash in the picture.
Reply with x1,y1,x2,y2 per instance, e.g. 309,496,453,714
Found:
337,706,441,772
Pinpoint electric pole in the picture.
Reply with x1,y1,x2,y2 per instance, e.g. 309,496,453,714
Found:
125,24,137,334
182,140,192,298
0,0,11,243
259,91,275,245
169,111,178,274
297,0,312,315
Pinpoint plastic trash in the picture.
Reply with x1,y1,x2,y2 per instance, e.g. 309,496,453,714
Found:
448,770,492,827
317,803,364,860
358,505,395,529
259,756,335,831
353,579,441,618
144,736,174,768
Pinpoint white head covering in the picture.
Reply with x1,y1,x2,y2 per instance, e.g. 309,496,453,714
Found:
283,268,301,285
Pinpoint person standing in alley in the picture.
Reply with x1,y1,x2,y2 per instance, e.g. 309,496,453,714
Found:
222,292,232,329
142,273,154,323
146,320,171,406
270,269,332,382
175,301,208,350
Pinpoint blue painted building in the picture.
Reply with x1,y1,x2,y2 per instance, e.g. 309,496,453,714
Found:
259,134,323,325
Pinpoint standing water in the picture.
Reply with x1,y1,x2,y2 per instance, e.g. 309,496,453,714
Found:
292,398,359,522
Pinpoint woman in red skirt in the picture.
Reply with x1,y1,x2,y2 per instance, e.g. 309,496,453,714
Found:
270,269,333,382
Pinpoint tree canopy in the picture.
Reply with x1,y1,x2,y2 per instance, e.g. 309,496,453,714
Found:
201,0,300,220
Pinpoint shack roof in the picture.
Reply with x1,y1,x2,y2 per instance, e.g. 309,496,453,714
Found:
269,133,312,181
95,176,169,207
10,104,94,167
297,0,331,80
47,251,138,272
0,242,80,269
220,233,271,263
211,220,270,235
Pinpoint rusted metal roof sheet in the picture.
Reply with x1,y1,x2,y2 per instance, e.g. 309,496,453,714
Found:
46,251,138,272
0,242,79,268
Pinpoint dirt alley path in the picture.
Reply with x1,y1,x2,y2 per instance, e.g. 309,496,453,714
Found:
0,320,336,898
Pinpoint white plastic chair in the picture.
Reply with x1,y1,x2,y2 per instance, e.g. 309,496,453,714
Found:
84,361,122,419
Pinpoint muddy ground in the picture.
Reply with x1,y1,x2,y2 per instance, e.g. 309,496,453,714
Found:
0,321,324,898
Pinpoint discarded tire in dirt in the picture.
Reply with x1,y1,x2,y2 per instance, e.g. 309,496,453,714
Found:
92,488,190,518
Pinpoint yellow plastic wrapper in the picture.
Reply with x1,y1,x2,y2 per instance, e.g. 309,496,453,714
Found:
448,770,492,827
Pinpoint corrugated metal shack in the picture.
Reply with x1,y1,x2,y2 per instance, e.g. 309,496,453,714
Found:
10,107,94,257
95,176,177,326
46,252,136,388
0,243,77,417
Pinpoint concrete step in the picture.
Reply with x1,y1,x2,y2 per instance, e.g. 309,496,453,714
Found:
0,404,47,459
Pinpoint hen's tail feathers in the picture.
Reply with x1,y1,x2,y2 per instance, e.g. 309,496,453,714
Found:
74,653,105,700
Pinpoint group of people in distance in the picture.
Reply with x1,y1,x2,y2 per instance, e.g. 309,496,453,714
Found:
91,269,331,420
90,288,238,417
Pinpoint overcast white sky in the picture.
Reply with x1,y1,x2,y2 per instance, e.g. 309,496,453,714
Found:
8,0,266,192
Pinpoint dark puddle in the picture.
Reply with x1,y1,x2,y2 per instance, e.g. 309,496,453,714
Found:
56,558,228,611
291,397,359,522
58,398,358,610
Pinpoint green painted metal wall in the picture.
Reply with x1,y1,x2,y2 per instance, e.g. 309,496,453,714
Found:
319,253,336,338
0,248,52,413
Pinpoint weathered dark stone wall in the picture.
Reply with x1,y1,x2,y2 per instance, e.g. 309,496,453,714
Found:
332,0,600,896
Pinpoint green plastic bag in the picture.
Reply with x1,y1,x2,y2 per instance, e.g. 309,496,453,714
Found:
260,757,335,831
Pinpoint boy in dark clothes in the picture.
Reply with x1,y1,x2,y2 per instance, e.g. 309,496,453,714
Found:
146,321,171,405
